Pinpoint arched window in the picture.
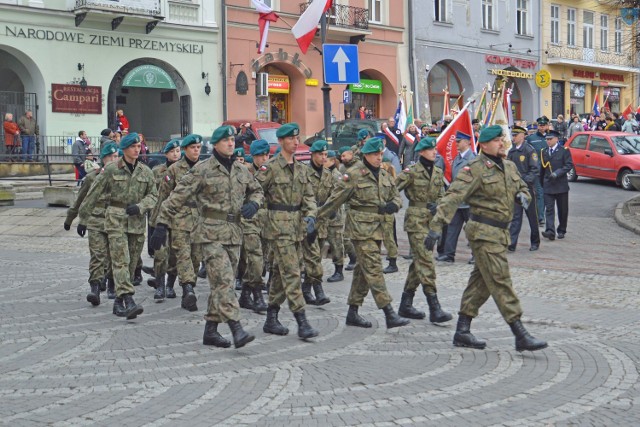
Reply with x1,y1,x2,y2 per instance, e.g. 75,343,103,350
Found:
428,62,462,122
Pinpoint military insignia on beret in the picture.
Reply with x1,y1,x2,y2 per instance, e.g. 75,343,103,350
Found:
293,128,299,136
519,155,525,162
228,128,234,136
342,174,350,181
532,153,538,161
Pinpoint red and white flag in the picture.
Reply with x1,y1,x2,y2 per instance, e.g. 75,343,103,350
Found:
252,0,279,54
291,0,332,54
621,103,633,118
435,101,475,184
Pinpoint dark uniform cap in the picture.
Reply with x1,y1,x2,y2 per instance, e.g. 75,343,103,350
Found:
472,119,480,125
119,132,140,149
527,123,538,131
99,142,118,159
327,150,336,158
511,125,527,135
361,136,385,154
455,131,471,141
537,115,550,125
101,128,113,137
414,136,436,152
545,130,561,139
338,145,353,155
310,140,329,153
234,147,245,157
478,125,503,143
163,138,181,153
428,131,441,137
250,139,270,156
276,123,300,138
357,128,371,140
180,134,203,148
211,125,236,144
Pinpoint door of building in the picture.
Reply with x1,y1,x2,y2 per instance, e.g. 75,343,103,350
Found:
180,95,191,137
552,81,565,117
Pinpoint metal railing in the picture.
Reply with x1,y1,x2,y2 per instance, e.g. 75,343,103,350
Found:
546,43,637,68
299,2,369,31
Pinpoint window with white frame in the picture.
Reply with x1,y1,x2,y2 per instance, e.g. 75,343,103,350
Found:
567,8,576,46
550,5,560,44
482,0,495,30
601,15,609,51
434,0,450,23
368,0,382,23
583,11,594,49
516,0,530,35
615,17,622,53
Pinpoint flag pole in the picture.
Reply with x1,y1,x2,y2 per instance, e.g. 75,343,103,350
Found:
320,10,332,145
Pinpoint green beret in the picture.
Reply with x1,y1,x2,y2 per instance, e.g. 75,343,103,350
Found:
310,140,329,153
338,146,353,155
357,129,371,140
414,136,436,152
211,125,236,144
250,139,270,156
100,142,118,159
478,125,503,143
382,157,391,163
244,155,253,164
180,134,203,148
163,138,181,153
119,132,140,149
234,147,245,157
327,150,336,158
274,146,282,156
117,149,123,157
361,136,384,154
276,123,300,138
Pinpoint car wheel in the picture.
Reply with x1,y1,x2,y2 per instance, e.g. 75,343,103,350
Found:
567,166,578,182
619,169,635,191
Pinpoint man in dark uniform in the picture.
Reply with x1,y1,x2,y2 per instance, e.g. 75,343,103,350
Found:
540,130,574,240
526,116,549,226
508,126,541,252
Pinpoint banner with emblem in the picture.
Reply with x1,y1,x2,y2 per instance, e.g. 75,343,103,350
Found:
435,101,475,184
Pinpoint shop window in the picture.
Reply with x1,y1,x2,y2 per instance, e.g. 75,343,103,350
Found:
550,5,560,44
601,15,609,51
569,83,585,115
615,17,622,54
516,0,530,36
482,0,496,31
427,63,461,121
583,11,594,49
567,8,576,47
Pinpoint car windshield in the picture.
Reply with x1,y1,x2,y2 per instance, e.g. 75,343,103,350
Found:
258,128,279,146
611,136,640,155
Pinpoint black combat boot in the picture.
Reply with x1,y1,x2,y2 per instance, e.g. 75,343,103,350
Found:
263,305,289,335
345,252,357,271
228,320,255,348
453,314,486,349
301,279,317,305
383,258,398,274
382,304,410,329
251,287,268,314
346,305,372,328
293,310,318,339
142,265,155,276
238,283,254,310
203,321,231,348
122,294,143,320
133,266,143,286
398,290,425,319
326,264,344,283
426,293,453,324
147,278,157,288
154,275,166,302
106,276,116,300
99,277,107,292
197,262,207,279
113,296,126,317
86,281,101,306
181,283,198,312
166,273,177,298
312,282,330,306
509,320,548,352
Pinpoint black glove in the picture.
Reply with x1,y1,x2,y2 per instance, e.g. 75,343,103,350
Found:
125,204,141,216
379,202,399,215
149,224,168,251
240,201,259,219
329,211,337,220
515,192,530,210
77,224,87,237
423,229,441,251
63,222,71,231
549,172,558,180
427,202,438,216
304,217,317,245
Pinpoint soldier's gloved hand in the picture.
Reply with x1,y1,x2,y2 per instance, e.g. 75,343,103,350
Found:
423,229,441,251
63,222,71,231
304,217,317,245
427,202,438,216
381,202,399,214
549,171,558,180
329,211,337,220
125,204,141,216
149,224,168,251
77,224,87,238
240,201,259,219
515,192,530,210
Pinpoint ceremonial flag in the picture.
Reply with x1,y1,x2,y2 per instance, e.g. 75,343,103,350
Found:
491,92,512,151
394,99,407,133
442,88,450,121
621,103,633,118
475,84,488,122
291,0,332,54
403,101,415,143
252,0,279,54
593,87,601,117
504,83,514,127
435,101,475,184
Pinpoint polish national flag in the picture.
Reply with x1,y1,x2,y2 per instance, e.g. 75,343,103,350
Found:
292,0,332,54
435,102,475,184
252,0,279,54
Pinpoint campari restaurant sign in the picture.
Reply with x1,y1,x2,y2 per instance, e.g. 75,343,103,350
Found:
52,84,102,114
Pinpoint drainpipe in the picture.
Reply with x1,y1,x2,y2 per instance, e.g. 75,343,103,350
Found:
221,0,227,121
408,0,417,119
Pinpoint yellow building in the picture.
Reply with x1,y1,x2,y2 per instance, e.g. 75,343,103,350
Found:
540,1,639,118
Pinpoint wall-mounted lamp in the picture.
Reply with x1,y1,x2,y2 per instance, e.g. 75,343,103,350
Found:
77,63,87,89
202,72,211,96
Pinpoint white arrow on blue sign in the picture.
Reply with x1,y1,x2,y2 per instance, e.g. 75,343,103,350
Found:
323,44,360,85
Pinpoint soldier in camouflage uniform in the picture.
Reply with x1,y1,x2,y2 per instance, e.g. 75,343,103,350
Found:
156,134,203,312
426,125,548,352
351,128,371,160
64,142,119,304
79,133,157,320
151,125,263,348
395,137,452,323
324,150,346,282
318,137,410,329
256,123,319,340
338,146,357,270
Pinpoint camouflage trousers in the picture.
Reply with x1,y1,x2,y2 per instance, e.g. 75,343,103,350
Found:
403,232,437,295
349,239,393,309
153,229,177,278
239,232,264,289
301,237,323,285
327,225,345,265
382,215,398,259
268,240,305,313
202,242,241,323
87,229,111,284
171,229,201,285
108,231,145,297
459,240,523,323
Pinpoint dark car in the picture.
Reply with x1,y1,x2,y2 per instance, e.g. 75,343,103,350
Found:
303,119,386,150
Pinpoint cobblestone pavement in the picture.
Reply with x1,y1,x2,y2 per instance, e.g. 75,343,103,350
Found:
0,181,639,426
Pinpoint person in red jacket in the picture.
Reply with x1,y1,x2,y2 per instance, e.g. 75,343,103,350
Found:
116,109,130,134
3,113,20,162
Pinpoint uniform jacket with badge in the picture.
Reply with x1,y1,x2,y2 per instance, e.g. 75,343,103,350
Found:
69,168,107,232
317,160,402,241
430,153,531,246
507,143,539,187
539,144,573,194
157,156,263,246
240,163,266,236
395,161,444,233
451,149,477,209
149,162,170,227
306,163,335,239
79,158,157,234
255,153,317,243
157,157,200,232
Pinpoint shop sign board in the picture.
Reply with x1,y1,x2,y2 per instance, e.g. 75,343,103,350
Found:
490,69,534,79
268,76,290,94
52,84,102,114
123,65,176,89
350,79,382,94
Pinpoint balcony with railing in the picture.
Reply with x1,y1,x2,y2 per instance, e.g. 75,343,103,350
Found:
299,2,369,32
546,42,638,71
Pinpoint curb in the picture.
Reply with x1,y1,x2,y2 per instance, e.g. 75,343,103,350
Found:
614,195,640,236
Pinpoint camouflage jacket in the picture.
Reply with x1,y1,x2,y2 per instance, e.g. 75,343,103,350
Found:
430,153,531,245
396,162,445,233
306,163,335,239
68,168,106,232
317,160,402,241
149,162,169,227
157,156,263,245
327,167,345,227
255,153,317,243
240,163,266,235
157,157,199,232
79,158,157,234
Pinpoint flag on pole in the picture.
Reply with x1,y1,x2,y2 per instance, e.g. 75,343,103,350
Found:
435,101,475,184
504,83,514,127
252,0,279,54
291,0,332,54
442,88,450,121
397,99,407,133
621,103,633,118
490,87,512,151
475,85,488,122
592,87,601,117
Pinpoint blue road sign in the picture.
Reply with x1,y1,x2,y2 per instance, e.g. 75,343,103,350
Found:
323,44,360,85
343,89,352,104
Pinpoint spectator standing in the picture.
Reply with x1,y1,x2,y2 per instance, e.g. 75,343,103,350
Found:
385,117,403,155
115,109,129,134
604,116,621,131
72,130,89,183
398,123,420,168
622,114,639,133
567,116,584,138
99,128,115,146
17,109,38,162
3,113,20,162
555,115,568,145
83,150,100,173
357,105,366,119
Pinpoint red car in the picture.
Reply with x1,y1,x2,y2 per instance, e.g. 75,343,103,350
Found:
565,131,640,190
222,120,310,161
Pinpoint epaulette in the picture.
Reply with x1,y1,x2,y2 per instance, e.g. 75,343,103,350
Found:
484,159,495,169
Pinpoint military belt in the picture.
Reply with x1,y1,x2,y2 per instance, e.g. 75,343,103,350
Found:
267,203,301,212
470,213,509,230
202,208,240,223
109,201,128,209
350,205,381,214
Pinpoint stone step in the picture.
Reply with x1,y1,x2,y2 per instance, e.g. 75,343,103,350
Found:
15,191,44,201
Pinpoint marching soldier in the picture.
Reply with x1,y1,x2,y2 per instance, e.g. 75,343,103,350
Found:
352,128,372,159
65,142,119,303
395,137,453,323
425,125,548,352
338,146,357,270
324,150,346,283
317,137,410,329
256,123,319,340
79,133,157,320
151,125,263,348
